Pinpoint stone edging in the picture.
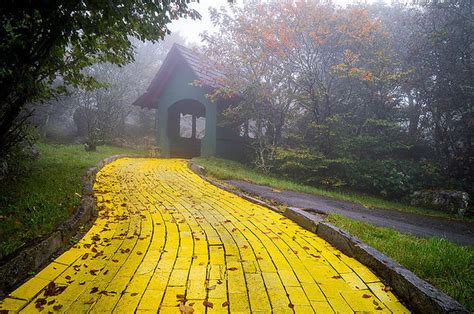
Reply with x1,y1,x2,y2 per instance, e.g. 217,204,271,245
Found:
188,161,467,314
0,154,128,297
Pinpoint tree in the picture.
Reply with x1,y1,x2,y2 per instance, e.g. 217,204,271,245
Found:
0,0,199,156
202,1,401,172
202,3,300,171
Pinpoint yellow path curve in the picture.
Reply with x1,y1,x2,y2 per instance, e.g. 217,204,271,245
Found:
0,158,409,313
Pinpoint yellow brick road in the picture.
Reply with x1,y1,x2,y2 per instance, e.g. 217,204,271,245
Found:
0,158,409,313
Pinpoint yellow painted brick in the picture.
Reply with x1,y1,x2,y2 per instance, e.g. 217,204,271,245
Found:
168,269,189,286
310,301,335,313
267,288,291,308
228,293,251,313
206,298,229,313
246,273,271,311
325,295,353,313
278,269,300,287
301,282,326,302
340,290,391,313
10,277,49,301
0,297,28,312
368,282,410,313
227,270,247,294
137,289,165,311
207,280,227,299
34,261,69,281
341,272,368,290
286,286,311,306
353,266,381,284
293,305,315,313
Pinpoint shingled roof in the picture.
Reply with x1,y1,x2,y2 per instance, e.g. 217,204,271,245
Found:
133,43,226,108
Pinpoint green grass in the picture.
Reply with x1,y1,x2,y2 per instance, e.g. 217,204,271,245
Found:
327,214,474,311
0,143,146,259
194,157,463,219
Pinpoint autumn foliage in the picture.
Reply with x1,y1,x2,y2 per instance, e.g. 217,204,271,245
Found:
202,1,472,200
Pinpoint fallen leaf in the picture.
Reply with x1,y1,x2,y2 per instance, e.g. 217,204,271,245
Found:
84,298,95,305
207,285,216,291
92,235,101,242
53,304,63,311
90,287,99,294
376,306,383,310
227,267,238,271
222,301,229,307
271,189,281,192
179,304,194,313
383,286,392,292
362,294,372,298
82,253,89,260
44,282,66,297
288,303,294,309
35,298,47,308
332,275,342,279
131,293,139,296
203,300,213,308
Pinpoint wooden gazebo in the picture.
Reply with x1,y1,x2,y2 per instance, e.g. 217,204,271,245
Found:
133,44,247,159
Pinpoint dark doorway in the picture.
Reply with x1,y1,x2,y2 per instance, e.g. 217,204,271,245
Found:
167,99,206,158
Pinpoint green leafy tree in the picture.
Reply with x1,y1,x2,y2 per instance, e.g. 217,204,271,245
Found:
0,0,199,156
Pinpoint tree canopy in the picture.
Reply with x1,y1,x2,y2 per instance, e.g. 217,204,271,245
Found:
202,0,473,199
0,0,199,155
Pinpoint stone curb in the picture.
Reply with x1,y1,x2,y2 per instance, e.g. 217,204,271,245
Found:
188,161,467,314
0,154,129,297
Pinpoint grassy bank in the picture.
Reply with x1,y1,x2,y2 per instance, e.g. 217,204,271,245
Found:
194,157,458,219
0,143,145,259
328,215,473,311
194,157,473,310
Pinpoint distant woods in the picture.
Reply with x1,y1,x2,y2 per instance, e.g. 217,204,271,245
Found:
202,1,473,199
31,34,186,148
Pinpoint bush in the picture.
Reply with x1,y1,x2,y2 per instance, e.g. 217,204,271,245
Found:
273,147,447,200
345,159,447,199
273,147,351,188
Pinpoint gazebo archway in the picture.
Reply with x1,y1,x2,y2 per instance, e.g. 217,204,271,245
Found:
167,99,206,158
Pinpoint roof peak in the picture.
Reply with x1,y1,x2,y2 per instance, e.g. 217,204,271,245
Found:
132,42,226,108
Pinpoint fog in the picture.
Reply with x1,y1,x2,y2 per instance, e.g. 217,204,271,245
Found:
5,0,473,200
